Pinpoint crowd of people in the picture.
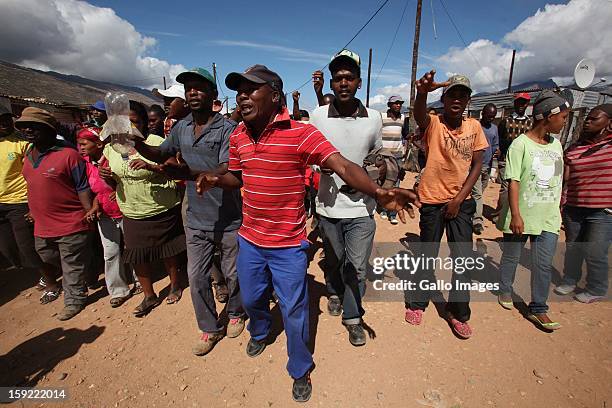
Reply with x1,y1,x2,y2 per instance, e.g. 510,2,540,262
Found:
0,49,610,402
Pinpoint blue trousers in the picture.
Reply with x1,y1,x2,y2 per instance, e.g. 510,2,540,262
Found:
499,231,558,314
237,236,312,379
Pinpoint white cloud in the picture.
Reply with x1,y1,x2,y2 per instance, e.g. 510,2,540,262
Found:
369,83,442,112
434,0,612,93
0,0,185,89
209,40,330,65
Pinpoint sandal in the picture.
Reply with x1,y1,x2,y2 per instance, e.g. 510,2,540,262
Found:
133,295,161,317
131,282,143,295
166,287,183,304
36,277,47,291
527,313,561,331
40,288,61,304
110,294,131,308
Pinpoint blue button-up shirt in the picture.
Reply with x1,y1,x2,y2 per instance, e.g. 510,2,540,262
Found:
160,113,242,231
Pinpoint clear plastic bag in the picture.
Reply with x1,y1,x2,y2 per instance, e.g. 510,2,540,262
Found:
99,92,143,158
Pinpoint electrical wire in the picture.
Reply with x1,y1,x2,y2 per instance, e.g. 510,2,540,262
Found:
438,0,499,91
289,0,391,93
372,0,410,88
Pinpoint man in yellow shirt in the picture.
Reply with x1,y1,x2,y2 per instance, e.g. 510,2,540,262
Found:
0,105,55,302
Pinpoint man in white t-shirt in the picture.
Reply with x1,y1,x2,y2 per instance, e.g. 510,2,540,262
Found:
310,49,382,347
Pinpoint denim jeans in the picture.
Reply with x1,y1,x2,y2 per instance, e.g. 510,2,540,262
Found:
404,199,476,322
471,167,490,226
561,206,611,296
499,231,558,314
318,215,376,324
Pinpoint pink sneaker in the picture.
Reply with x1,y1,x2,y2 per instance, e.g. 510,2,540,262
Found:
405,308,423,325
449,318,472,339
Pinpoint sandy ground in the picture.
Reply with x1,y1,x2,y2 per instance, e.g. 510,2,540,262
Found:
0,173,610,408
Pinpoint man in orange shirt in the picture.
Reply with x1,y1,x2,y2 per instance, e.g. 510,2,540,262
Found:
403,71,488,339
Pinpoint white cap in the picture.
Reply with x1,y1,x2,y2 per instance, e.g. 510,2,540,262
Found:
154,84,185,100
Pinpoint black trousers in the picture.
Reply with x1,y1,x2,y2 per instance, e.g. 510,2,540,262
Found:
404,199,475,322
0,203,43,269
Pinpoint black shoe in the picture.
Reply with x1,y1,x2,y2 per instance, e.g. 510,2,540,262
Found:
327,296,342,316
246,337,266,358
292,373,312,403
346,324,366,346
473,223,483,235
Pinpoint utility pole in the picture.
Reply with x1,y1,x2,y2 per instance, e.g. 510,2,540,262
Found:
163,76,167,90
212,63,217,85
366,48,373,107
507,49,516,93
409,0,422,130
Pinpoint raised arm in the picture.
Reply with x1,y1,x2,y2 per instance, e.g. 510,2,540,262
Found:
292,91,302,121
414,70,450,132
313,71,325,106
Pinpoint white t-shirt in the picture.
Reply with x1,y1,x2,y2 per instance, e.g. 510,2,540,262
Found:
310,101,382,219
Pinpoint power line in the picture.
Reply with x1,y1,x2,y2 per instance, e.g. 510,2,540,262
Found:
290,0,391,93
372,0,410,88
438,0,500,91
213,65,227,99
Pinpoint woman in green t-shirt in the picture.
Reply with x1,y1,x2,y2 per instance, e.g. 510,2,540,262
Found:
100,101,185,317
496,90,570,331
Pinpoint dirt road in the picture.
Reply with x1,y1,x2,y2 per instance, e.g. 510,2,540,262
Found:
1,174,610,407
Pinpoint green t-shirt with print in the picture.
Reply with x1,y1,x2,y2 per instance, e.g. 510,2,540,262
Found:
496,133,563,235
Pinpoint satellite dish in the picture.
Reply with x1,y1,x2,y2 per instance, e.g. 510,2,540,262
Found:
574,58,595,89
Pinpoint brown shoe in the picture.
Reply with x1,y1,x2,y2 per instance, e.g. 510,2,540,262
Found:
226,317,245,338
192,332,224,356
57,305,84,321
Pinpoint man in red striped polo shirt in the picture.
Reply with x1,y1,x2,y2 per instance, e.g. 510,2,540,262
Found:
195,64,418,402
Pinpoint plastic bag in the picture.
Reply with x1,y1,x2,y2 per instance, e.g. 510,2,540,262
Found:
99,92,143,158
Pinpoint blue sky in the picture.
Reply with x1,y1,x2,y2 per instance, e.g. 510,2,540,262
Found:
87,0,566,110
5,0,606,112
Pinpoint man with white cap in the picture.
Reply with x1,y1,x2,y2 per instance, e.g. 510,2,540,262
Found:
154,84,190,137
380,95,410,224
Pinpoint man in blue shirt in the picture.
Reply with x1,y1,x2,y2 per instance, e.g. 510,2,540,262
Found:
472,103,499,234
133,68,244,356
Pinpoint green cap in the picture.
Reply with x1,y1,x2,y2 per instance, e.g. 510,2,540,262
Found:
442,74,472,95
329,49,361,74
176,68,217,91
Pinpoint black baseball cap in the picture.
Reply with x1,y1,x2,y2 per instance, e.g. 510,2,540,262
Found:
225,65,284,94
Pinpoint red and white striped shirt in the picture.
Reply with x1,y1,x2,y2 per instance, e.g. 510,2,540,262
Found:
228,108,338,248
564,134,612,208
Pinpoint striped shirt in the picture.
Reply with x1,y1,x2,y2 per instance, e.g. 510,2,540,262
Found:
228,108,338,248
563,135,612,208
381,112,407,158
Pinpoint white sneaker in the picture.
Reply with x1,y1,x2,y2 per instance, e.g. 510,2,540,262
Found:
554,284,576,296
574,292,605,304
380,211,388,220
